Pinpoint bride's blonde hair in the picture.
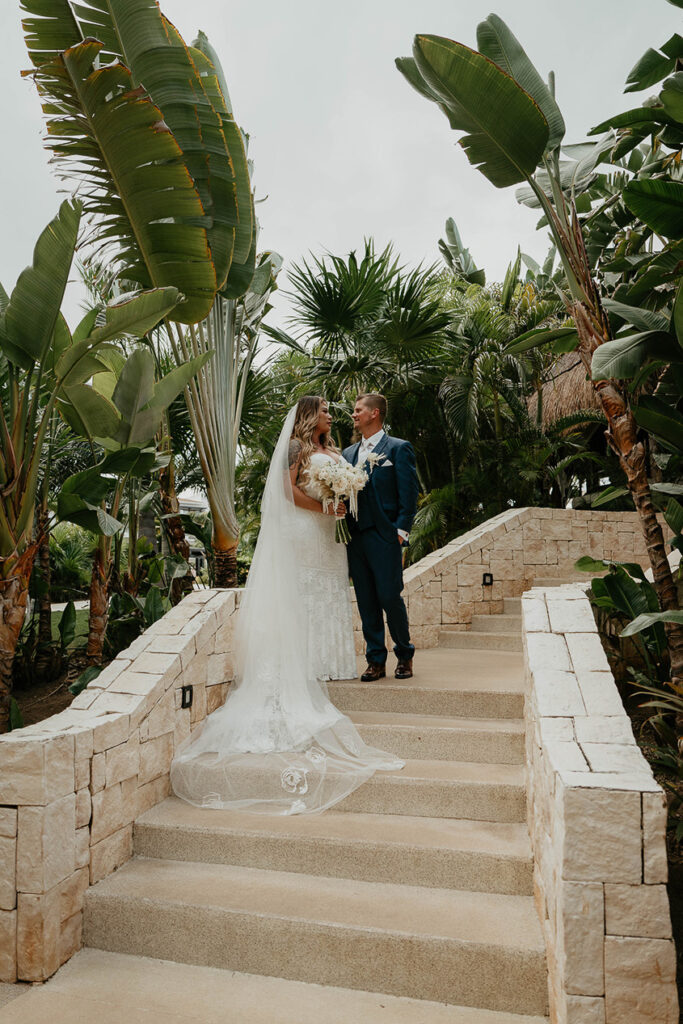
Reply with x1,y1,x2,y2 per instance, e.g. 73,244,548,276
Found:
290,396,339,480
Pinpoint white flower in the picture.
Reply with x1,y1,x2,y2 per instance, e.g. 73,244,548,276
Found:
307,460,368,519
281,767,309,794
305,745,327,766
365,452,386,473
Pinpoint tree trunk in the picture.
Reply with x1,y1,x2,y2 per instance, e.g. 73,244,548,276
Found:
35,505,53,675
86,544,109,665
572,301,683,686
0,567,31,733
158,462,194,603
213,539,239,588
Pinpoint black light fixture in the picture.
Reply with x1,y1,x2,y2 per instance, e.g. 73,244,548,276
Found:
181,684,193,709
482,572,493,586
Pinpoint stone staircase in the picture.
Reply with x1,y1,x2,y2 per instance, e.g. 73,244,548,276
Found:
3,605,560,1023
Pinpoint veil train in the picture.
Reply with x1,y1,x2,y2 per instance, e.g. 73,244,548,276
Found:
170,404,404,815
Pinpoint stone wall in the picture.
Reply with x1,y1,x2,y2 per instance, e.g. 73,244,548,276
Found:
351,507,668,652
0,588,238,983
522,584,678,1024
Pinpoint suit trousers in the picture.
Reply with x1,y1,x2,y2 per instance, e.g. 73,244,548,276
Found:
347,526,414,666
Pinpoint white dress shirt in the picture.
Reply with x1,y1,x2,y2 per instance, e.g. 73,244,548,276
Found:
357,429,409,542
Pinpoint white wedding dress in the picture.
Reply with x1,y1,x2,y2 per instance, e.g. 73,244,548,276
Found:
295,452,358,682
170,406,403,815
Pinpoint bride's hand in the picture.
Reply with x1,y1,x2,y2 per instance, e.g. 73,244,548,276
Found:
324,500,346,516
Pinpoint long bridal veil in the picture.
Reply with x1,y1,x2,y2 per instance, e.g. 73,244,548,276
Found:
170,404,403,814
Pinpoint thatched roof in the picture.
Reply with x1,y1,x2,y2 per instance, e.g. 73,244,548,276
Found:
527,353,604,430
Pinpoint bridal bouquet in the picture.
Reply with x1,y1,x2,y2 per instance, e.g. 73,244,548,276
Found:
308,460,368,543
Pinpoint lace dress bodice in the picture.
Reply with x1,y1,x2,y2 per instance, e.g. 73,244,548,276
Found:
293,452,357,682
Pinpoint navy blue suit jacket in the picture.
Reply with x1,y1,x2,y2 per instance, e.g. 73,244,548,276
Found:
342,433,419,544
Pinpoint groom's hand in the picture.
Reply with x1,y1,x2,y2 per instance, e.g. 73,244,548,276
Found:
397,531,405,545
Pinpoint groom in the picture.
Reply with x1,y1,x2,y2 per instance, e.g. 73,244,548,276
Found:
343,393,419,681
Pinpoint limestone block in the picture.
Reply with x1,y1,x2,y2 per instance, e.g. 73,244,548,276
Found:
565,633,611,675
90,776,136,845
135,773,171,818
560,770,659,793
604,936,678,1023
441,591,471,624
581,742,648,774
547,598,597,633
522,598,550,632
539,717,574,742
16,889,60,980
206,682,228,715
91,713,131,754
186,643,209,687
456,563,485,587
107,671,165,701
126,650,182,684
119,632,155,660
524,539,548,565
138,689,175,742
105,733,140,787
526,632,572,675
75,788,91,829
91,659,130,688
58,910,82,968
558,880,605,995
0,836,15,910
574,716,636,746
0,734,74,806
74,755,90,791
560,783,641,883
75,827,89,870
89,824,133,885
642,791,669,884
421,626,440,648
575,671,624,717
565,995,606,1023
605,883,672,938
189,682,208,725
180,608,219,651
546,741,589,773
139,733,174,786
533,670,586,717
69,686,106,711
174,712,191,749
57,866,89,923
90,752,105,794
146,631,197,670
16,793,76,893
523,520,542,539
0,808,17,838
545,519,574,541
0,908,16,982
461,549,483,563
206,651,234,686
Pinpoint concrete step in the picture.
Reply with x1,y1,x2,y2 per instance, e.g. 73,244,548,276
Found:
331,679,524,719
335,758,526,821
471,614,522,634
504,597,522,614
332,649,526,719
529,576,587,589
351,710,525,763
0,948,550,1023
439,630,523,653
135,798,533,895
83,860,549,1015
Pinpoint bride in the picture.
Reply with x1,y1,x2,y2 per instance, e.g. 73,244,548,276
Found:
170,396,404,815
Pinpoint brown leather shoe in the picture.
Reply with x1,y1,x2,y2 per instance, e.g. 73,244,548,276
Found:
394,658,413,680
361,662,386,682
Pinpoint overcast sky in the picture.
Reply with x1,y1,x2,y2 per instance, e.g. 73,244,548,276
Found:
1,0,679,330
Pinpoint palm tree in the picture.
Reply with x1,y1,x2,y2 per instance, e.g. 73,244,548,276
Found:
397,15,683,684
0,199,179,727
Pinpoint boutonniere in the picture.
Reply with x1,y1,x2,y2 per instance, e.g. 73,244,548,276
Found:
365,452,386,474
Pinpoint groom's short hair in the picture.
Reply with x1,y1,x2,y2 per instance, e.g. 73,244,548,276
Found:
357,392,387,422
